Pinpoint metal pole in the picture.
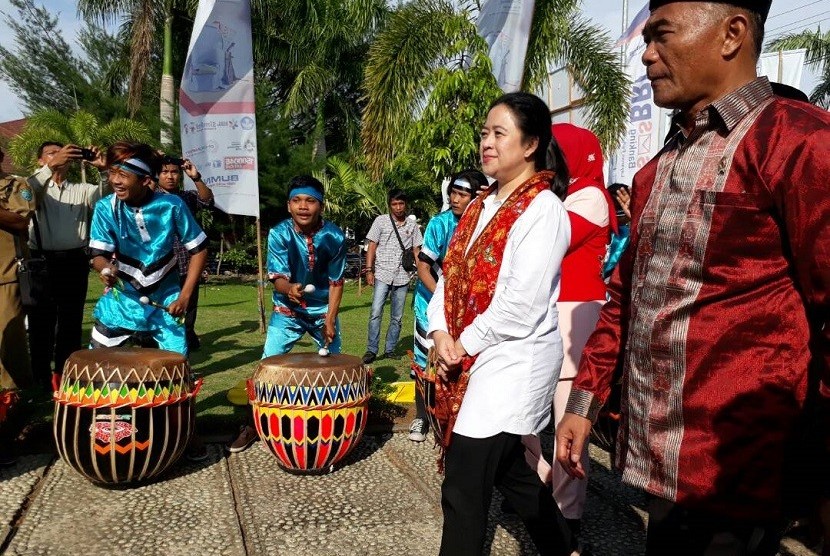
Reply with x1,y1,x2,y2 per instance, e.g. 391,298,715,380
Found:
621,0,630,67
255,217,266,333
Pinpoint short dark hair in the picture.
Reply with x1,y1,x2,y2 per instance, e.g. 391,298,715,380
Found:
107,141,161,177
288,175,325,199
488,92,552,171
38,141,64,158
387,188,408,204
447,169,488,198
709,3,763,59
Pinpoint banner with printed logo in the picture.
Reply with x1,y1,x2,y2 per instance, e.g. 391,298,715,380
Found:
179,0,260,217
477,0,535,92
607,2,672,187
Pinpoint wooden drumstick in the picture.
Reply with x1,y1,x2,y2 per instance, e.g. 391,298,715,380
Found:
139,296,185,324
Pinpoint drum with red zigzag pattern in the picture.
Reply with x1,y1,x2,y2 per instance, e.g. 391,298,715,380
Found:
248,353,370,473
53,348,202,485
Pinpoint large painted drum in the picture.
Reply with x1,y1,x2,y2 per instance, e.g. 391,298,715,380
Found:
53,348,202,485
248,353,370,473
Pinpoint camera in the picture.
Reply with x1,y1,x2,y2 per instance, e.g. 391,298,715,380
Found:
162,155,185,167
80,148,96,161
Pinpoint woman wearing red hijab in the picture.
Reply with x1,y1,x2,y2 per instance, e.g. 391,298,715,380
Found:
549,123,617,537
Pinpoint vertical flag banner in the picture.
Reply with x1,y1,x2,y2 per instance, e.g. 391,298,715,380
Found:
180,0,260,217
608,2,670,186
758,49,806,89
477,0,536,92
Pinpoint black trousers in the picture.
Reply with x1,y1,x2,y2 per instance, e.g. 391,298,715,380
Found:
27,249,89,387
439,432,575,556
181,276,200,348
646,497,784,556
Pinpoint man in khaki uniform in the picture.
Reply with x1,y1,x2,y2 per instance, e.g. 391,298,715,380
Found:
0,147,37,465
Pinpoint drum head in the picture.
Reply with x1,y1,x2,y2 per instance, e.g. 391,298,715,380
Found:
65,348,187,376
254,353,365,386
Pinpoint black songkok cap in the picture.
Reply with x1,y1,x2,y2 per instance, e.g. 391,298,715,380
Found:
648,0,772,22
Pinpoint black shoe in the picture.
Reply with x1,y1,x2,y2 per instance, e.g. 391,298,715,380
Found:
188,335,201,352
0,448,17,467
362,351,376,364
383,351,396,360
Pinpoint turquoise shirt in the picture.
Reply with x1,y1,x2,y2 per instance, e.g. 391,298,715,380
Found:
88,191,207,331
413,210,459,328
267,219,346,318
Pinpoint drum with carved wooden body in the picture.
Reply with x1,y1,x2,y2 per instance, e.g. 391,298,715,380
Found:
248,353,370,473
53,348,201,485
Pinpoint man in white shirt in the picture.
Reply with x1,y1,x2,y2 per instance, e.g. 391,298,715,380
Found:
26,142,108,391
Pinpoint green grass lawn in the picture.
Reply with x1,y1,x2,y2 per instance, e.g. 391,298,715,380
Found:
79,278,415,428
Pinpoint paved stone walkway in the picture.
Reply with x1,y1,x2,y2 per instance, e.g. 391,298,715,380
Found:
0,434,821,555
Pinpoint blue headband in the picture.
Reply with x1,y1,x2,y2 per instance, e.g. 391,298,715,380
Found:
289,186,324,203
114,158,155,179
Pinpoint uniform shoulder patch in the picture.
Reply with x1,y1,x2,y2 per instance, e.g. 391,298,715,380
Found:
19,185,33,201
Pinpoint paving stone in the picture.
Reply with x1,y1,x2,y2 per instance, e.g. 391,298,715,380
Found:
0,454,52,542
229,434,443,556
5,445,244,556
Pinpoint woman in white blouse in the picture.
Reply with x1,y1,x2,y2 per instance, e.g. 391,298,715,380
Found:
427,92,578,556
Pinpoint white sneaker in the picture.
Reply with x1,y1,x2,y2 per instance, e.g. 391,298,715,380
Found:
408,418,427,442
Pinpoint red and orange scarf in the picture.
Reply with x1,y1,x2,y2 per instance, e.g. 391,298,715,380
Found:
433,170,554,452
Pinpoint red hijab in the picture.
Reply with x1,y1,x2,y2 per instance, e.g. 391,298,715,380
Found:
551,123,618,233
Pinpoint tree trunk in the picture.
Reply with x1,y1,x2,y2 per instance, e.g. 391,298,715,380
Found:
310,101,327,163
159,12,175,147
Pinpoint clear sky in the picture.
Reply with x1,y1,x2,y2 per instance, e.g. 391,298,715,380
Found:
0,0,826,122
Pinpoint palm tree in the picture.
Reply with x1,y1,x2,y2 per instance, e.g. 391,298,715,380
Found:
361,0,630,179
316,154,438,238
78,0,196,145
253,0,388,162
7,109,152,182
768,28,830,108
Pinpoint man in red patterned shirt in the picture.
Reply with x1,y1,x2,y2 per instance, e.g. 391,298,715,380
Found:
556,0,830,554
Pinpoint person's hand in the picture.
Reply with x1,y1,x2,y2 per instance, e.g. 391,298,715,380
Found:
87,146,107,170
453,338,468,359
323,318,336,345
48,144,82,171
167,295,189,317
433,331,462,380
615,187,631,219
287,283,304,304
99,266,118,287
365,270,375,286
182,159,201,181
555,413,593,479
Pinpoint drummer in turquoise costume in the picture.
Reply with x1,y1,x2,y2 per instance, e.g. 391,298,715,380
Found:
228,175,346,454
263,175,347,357
88,142,208,356
408,169,484,442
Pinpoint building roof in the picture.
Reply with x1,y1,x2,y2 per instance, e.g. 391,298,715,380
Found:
0,118,27,175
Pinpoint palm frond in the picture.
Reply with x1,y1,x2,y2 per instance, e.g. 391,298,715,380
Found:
525,0,629,152
69,111,101,147
767,28,830,68
361,0,458,179
284,64,336,117
98,118,153,145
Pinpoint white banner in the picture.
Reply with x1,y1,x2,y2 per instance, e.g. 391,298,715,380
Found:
180,0,260,217
608,2,671,186
758,49,806,89
477,0,535,92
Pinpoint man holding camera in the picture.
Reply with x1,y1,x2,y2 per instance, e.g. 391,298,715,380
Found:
156,156,213,351
26,142,108,392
